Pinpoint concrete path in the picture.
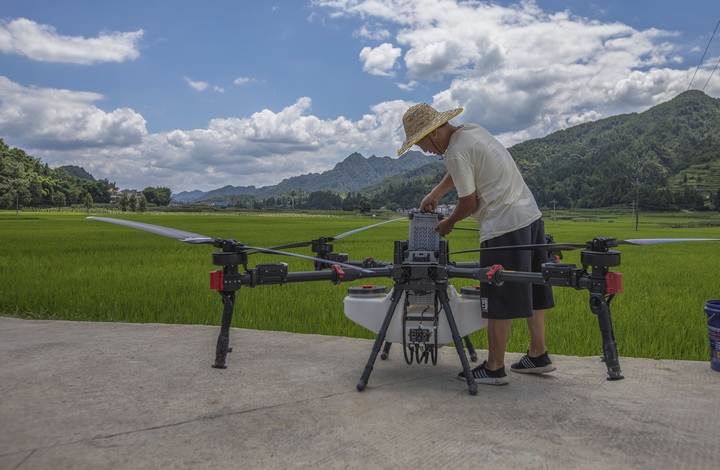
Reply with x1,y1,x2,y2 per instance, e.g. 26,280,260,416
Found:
1,317,718,469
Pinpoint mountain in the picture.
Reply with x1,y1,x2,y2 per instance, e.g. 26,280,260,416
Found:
59,165,95,181
509,90,720,208
174,151,434,203
172,190,206,203
177,90,720,210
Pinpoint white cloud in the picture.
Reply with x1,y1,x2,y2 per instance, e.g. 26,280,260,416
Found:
313,0,703,138
0,17,142,64
185,77,209,91
359,42,402,76
397,80,418,91
129,97,408,191
354,24,391,41
2,75,408,191
0,76,147,148
234,77,253,85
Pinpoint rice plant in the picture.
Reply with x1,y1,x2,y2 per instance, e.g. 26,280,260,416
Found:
1,210,718,361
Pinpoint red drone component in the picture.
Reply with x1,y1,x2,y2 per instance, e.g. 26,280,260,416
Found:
486,264,503,280
606,272,623,294
209,270,224,291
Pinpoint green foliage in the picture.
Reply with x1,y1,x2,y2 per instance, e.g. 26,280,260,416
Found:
60,165,95,180
0,138,115,208
128,194,138,212
119,194,130,212
305,189,342,210
84,193,94,213
142,186,172,206
342,191,370,212
262,189,306,209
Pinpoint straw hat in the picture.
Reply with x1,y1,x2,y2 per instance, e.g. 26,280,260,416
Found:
397,103,463,156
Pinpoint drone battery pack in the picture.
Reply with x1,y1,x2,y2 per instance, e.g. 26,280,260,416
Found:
407,212,442,263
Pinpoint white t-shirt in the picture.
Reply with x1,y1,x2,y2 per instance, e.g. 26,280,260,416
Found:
444,123,541,242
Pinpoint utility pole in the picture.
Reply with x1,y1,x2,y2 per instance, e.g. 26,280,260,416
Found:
551,199,557,225
634,178,640,231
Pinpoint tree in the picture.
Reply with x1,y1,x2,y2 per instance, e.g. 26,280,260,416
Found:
142,186,172,206
79,179,113,203
52,192,66,208
138,194,148,212
84,193,93,214
358,200,371,213
305,190,342,210
119,194,130,212
129,194,138,212
0,148,31,209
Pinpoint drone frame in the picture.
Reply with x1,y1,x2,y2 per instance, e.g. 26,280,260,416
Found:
196,214,625,396
89,213,720,394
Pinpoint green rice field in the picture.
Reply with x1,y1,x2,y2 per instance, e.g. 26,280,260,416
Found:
1,209,719,361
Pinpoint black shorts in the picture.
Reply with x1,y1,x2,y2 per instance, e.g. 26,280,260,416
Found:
480,218,555,320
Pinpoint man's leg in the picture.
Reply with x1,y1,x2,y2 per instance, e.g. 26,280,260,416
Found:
458,318,510,384
512,308,555,374
527,309,546,357
486,318,512,371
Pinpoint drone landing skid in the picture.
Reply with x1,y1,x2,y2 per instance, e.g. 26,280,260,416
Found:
211,291,235,369
356,284,479,396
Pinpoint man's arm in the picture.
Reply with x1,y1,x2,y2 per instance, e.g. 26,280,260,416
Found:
434,191,478,236
420,173,455,212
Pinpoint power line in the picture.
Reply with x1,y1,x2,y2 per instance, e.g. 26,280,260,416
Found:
702,54,720,91
688,20,720,90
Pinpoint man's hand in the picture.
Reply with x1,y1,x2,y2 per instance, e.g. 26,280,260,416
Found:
420,192,439,213
433,191,477,237
434,217,456,236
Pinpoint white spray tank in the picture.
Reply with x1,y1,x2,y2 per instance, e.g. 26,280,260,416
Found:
343,284,487,344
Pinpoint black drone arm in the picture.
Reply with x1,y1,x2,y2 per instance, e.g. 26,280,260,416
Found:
210,263,393,291
447,264,543,286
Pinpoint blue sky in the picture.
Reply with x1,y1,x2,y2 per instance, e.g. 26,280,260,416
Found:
2,0,719,193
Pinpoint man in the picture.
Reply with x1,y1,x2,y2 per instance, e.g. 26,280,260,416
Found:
397,102,555,385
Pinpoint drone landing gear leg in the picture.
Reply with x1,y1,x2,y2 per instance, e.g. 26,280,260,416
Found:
357,290,403,391
212,291,236,369
463,336,478,362
380,341,392,360
438,290,477,395
590,293,623,380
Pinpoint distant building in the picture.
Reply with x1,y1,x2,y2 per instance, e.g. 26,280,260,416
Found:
110,189,143,204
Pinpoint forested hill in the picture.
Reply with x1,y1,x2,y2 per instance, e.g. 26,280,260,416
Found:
509,90,720,209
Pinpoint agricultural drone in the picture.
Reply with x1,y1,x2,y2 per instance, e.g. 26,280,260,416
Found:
88,214,719,395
